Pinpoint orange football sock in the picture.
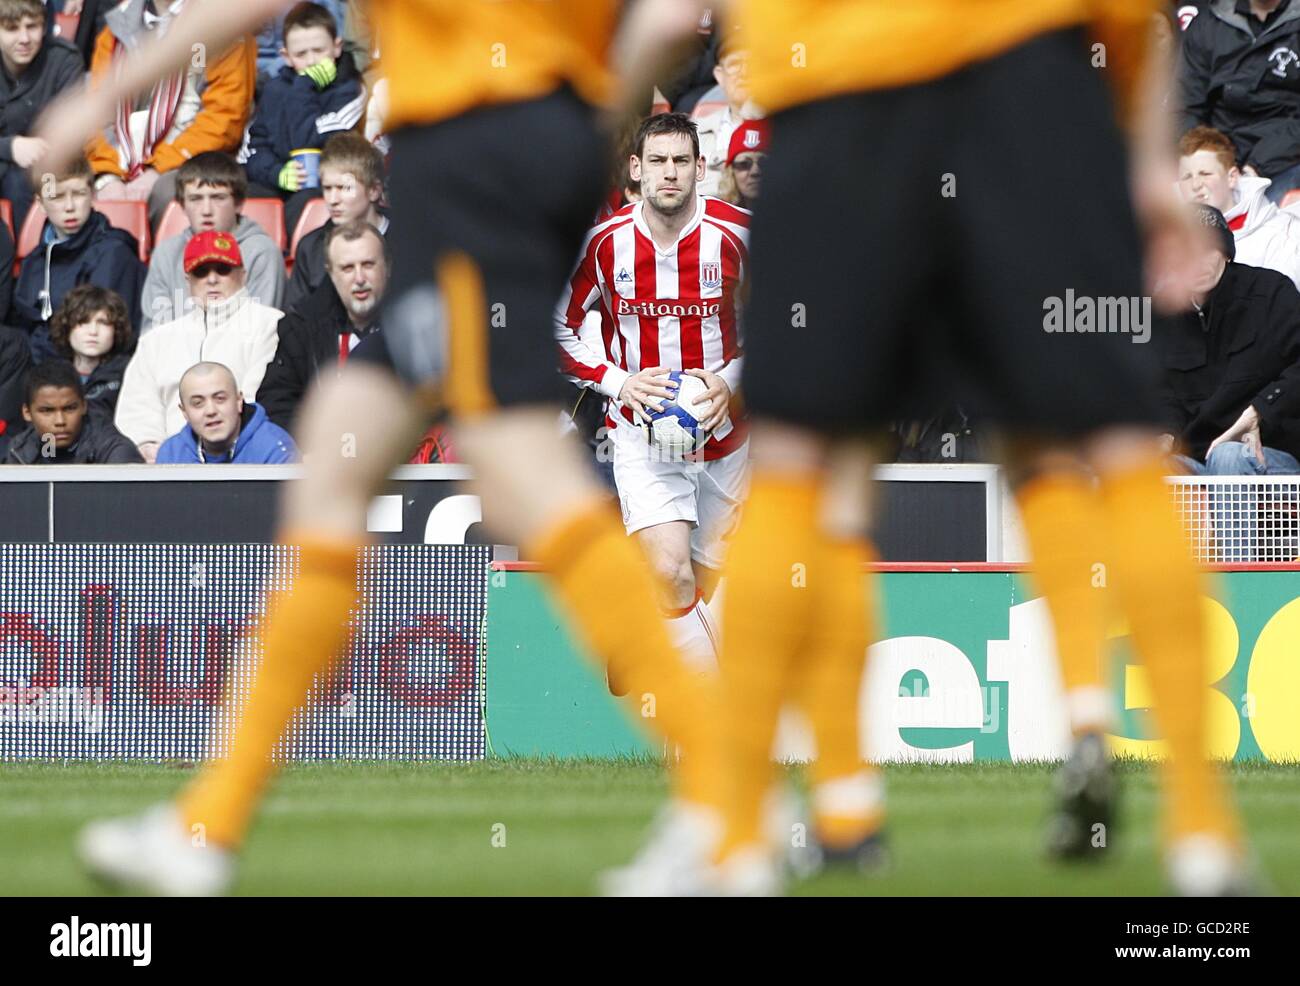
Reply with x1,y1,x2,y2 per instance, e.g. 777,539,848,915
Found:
800,534,884,848
1017,471,1112,735
527,502,721,810
179,534,361,848
1098,457,1240,846
717,472,820,857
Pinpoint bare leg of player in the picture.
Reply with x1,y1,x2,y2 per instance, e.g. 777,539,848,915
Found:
712,421,884,894
452,408,726,894
78,365,426,896
634,521,719,673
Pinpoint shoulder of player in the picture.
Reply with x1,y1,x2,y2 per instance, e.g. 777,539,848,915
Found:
700,196,752,232
580,211,636,262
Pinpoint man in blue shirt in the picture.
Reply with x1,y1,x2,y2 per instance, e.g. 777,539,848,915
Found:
156,360,297,463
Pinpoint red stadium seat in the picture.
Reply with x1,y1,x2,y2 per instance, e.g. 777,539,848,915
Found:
16,200,151,271
53,12,79,39
1282,188,1300,211
16,200,45,260
93,200,151,262
288,196,331,260
0,199,13,245
155,200,189,245
243,197,287,253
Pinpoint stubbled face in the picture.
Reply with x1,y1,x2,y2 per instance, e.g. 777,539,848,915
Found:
731,151,764,201
181,182,240,234
321,166,380,223
24,385,85,450
188,262,246,308
631,132,702,218
1179,150,1237,213
0,15,43,72
283,24,341,73
68,311,116,360
327,232,387,321
180,369,242,448
43,177,93,236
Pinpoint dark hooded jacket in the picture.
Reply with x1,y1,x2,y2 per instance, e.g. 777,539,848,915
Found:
13,210,145,363
1157,261,1300,460
4,413,142,464
1178,0,1300,175
259,281,375,430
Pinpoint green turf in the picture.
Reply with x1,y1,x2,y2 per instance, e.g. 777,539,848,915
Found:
2,759,1297,896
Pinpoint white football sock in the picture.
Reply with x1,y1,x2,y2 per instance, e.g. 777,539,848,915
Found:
666,597,719,674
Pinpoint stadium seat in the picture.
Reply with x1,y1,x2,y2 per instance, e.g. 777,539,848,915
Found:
1283,188,1300,211
0,199,13,245
155,200,189,245
93,200,151,262
17,200,151,269
243,197,287,253
288,197,331,261
53,12,78,39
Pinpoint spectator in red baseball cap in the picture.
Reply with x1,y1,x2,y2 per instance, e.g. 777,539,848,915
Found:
718,117,769,209
115,228,284,462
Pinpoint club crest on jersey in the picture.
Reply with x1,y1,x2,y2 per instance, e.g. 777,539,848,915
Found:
700,262,723,290
615,267,632,284
1270,46,1299,78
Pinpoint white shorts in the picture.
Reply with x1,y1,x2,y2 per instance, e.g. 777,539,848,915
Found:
609,422,749,571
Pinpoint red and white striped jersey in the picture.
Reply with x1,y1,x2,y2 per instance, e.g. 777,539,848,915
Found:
555,195,750,460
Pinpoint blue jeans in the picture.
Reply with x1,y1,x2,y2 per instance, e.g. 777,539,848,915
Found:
1178,443,1300,560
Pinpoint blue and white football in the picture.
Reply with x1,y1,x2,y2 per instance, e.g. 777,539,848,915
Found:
646,370,711,456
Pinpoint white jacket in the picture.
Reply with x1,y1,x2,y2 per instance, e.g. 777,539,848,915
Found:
1227,175,1300,289
115,289,283,448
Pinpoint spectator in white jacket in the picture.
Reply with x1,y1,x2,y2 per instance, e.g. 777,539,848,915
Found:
1178,126,1300,289
115,230,282,462
692,33,763,198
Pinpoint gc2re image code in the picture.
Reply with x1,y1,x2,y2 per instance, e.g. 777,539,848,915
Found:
0,544,490,762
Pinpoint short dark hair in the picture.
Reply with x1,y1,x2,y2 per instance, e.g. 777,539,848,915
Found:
49,285,134,362
24,361,84,407
283,1,339,41
175,152,248,206
324,219,389,267
633,112,700,161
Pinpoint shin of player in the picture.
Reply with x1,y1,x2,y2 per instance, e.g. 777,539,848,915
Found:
715,424,884,888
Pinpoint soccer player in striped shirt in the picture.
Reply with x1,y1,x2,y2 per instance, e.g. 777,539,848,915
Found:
556,112,750,681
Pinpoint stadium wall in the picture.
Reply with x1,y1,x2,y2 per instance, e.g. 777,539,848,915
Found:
486,565,1300,764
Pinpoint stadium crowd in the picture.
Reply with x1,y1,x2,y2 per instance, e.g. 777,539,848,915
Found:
0,0,1298,489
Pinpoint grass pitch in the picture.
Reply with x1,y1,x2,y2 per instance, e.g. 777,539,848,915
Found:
2,759,1298,896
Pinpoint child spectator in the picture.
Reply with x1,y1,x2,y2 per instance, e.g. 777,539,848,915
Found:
157,361,296,463
116,230,281,462
47,283,134,419
0,0,83,230
5,359,140,463
283,132,385,308
13,156,145,364
85,2,256,229
142,152,285,332
254,0,348,79
242,2,365,236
